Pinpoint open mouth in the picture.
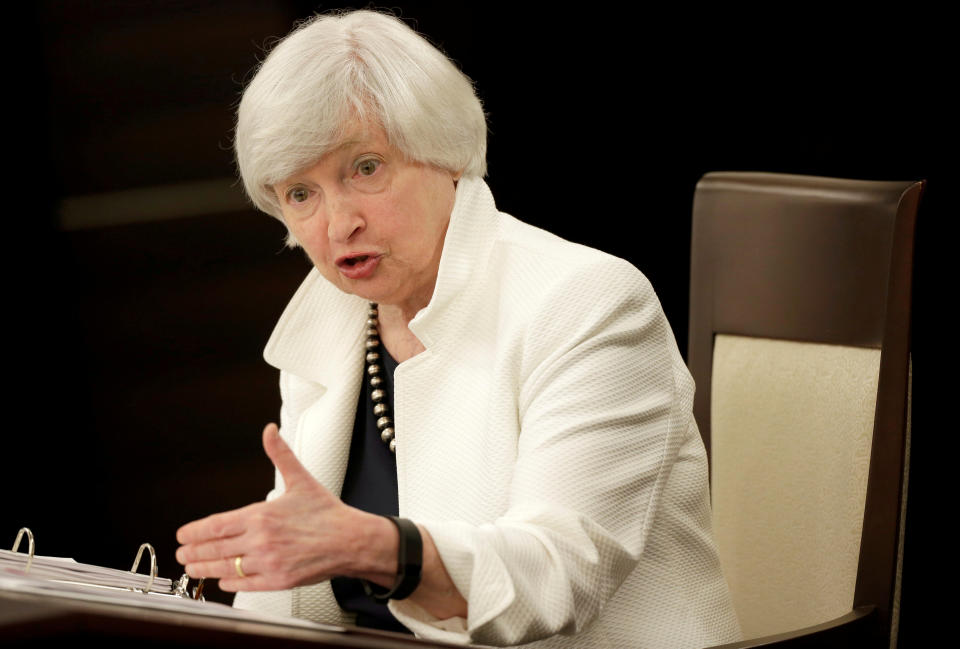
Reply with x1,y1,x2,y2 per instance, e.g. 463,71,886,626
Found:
341,255,370,267
336,253,381,279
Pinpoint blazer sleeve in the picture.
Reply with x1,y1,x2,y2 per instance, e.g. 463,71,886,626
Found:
390,258,699,645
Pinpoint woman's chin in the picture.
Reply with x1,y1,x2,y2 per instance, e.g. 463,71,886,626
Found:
335,277,394,306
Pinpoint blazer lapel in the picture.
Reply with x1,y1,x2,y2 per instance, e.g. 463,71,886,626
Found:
264,269,368,493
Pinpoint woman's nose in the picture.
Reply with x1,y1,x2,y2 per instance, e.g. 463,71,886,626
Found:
326,194,364,242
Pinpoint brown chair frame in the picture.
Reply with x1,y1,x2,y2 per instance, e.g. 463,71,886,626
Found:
688,172,923,648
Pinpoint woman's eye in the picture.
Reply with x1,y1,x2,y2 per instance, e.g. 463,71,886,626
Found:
356,159,380,177
287,187,310,203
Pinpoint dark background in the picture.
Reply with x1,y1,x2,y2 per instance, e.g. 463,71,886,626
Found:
7,1,950,645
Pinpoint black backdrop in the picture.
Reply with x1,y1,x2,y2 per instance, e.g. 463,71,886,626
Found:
7,1,950,645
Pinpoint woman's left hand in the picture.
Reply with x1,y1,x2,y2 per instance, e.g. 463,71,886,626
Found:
175,423,393,592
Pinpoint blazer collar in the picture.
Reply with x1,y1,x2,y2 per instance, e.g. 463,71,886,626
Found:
263,176,499,385
407,176,498,348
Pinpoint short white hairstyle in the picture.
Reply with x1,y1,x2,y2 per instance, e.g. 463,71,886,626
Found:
235,9,487,228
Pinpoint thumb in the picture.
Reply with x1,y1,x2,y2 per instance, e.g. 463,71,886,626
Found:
262,423,313,490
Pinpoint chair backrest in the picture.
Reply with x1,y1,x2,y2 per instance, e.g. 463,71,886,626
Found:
687,172,921,642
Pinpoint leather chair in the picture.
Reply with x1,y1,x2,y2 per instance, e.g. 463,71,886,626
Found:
688,172,922,648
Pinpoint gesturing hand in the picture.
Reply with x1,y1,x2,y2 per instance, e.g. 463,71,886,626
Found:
176,423,391,592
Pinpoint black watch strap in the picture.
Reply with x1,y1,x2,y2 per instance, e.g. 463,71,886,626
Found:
362,516,423,602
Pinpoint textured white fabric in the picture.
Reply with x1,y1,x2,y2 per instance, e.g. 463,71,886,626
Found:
711,335,879,640
234,177,740,647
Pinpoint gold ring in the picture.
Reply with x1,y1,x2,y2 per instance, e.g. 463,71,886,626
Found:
234,556,246,579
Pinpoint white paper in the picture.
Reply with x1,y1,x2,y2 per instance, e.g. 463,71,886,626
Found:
0,572,343,631
0,548,175,592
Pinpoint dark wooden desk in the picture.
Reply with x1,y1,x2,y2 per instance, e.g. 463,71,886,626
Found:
1,590,466,648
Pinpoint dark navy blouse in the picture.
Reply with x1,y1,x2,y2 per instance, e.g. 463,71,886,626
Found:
330,348,411,634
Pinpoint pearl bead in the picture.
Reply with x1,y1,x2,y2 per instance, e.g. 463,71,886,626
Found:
365,303,396,454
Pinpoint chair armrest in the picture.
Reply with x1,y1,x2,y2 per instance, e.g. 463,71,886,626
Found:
705,606,881,649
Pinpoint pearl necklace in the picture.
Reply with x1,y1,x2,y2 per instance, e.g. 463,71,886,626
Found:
365,303,396,453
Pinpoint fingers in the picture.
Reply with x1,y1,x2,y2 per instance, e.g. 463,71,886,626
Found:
262,422,313,490
184,556,253,582
217,555,309,593
184,555,298,593
176,504,254,545
176,535,247,565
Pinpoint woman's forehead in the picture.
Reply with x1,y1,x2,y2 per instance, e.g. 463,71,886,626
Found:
332,120,389,152
274,122,394,187
295,121,393,171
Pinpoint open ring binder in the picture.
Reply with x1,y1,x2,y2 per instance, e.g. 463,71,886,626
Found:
2,526,202,599
1,526,349,637
1,525,345,636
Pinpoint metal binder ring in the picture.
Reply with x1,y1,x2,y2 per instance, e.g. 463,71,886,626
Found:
12,527,35,574
130,542,158,594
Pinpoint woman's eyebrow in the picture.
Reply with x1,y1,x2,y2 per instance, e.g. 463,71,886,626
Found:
333,138,364,151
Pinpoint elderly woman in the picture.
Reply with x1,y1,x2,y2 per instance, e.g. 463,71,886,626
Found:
176,10,740,648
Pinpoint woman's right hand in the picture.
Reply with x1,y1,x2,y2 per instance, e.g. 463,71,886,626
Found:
175,423,397,591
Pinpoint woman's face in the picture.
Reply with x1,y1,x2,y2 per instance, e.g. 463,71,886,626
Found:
274,123,458,314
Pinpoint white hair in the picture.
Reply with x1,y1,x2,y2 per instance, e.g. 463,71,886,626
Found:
235,9,487,233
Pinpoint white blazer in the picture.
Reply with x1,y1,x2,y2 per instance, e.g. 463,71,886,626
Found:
234,178,741,648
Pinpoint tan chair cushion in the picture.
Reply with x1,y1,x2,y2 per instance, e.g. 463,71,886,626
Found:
711,334,880,639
